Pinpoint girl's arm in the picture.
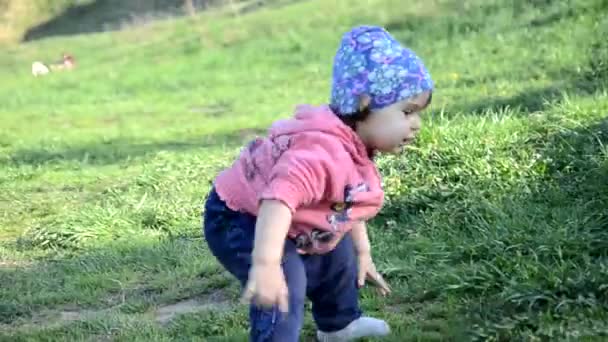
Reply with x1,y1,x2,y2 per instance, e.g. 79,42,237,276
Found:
351,221,371,255
251,199,292,264
351,221,391,295
241,199,292,313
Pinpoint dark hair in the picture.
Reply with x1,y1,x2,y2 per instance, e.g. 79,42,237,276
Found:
332,105,372,131
425,92,433,107
333,91,433,128
331,105,375,158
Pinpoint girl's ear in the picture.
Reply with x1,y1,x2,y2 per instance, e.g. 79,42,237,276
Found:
358,94,371,112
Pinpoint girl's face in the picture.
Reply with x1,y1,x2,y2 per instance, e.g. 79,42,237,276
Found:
357,91,432,154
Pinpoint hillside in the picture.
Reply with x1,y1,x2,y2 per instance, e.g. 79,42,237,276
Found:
1,0,607,340
0,0,252,44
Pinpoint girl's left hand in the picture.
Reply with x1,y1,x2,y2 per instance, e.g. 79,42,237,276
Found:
357,252,391,296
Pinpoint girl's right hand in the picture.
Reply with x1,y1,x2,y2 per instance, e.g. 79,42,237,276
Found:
240,262,289,313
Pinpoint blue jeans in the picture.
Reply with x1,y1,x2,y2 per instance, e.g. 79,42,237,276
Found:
203,188,362,341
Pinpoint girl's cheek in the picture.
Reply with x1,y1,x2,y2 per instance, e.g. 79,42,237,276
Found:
369,136,387,150
377,136,396,150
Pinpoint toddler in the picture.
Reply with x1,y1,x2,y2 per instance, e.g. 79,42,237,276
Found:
203,25,434,341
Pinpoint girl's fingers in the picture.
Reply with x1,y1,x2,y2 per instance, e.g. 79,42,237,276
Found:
368,271,391,295
376,276,391,295
358,268,366,287
277,285,289,314
240,281,255,304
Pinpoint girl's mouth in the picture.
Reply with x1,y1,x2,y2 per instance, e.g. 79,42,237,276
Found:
401,138,415,145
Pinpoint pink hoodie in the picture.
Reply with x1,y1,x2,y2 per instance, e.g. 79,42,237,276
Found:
213,104,384,254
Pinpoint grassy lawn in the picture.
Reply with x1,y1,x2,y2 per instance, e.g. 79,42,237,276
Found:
1,0,607,340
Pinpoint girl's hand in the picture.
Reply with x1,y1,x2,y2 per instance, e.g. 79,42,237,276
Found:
240,262,289,313
357,252,391,296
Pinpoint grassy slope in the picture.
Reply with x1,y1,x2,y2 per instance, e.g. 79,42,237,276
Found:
1,0,607,340
0,0,91,43
0,0,230,44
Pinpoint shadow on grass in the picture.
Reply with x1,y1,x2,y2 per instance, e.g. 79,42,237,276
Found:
461,118,608,339
3,128,265,168
376,112,608,338
384,0,602,44
21,0,308,42
374,15,608,330
0,236,231,325
0,236,251,342
389,1,607,117
459,64,606,116
454,31,608,116
22,0,261,42
24,0,184,42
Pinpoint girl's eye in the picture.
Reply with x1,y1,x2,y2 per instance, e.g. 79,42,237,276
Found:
403,109,414,115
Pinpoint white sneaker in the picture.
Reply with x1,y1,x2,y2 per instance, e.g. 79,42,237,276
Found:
316,316,390,341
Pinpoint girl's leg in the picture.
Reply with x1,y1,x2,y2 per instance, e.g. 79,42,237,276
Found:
248,242,307,342
203,188,306,342
304,234,390,341
304,234,362,332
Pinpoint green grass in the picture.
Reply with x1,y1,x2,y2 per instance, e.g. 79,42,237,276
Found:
1,0,253,44
1,0,608,340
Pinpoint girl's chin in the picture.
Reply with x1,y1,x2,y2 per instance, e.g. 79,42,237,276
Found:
368,140,411,154
376,144,405,154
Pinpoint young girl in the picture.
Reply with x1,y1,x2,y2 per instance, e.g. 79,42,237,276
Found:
203,25,434,341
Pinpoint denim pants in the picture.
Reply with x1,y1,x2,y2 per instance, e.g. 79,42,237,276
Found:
203,187,362,341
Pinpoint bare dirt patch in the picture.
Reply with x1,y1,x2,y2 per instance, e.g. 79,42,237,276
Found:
155,290,231,325
2,290,233,334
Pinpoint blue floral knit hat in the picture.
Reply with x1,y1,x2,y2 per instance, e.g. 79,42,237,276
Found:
330,25,434,116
